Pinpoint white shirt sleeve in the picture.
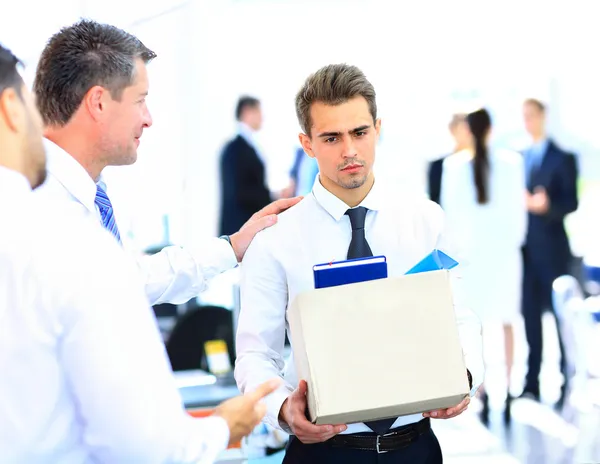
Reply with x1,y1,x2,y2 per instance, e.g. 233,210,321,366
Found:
55,226,231,463
234,230,295,431
138,238,238,306
429,203,485,396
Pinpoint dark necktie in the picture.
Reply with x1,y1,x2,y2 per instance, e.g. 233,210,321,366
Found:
345,207,396,434
95,184,122,244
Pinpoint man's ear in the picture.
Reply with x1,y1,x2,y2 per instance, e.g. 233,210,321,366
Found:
299,132,315,158
83,85,109,122
0,88,25,133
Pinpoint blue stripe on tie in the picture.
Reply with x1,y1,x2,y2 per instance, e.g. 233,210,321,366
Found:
95,184,122,244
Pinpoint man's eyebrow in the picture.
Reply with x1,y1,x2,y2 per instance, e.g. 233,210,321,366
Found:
317,130,341,138
350,125,371,133
317,125,371,138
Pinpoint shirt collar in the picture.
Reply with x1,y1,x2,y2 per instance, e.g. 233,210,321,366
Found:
44,138,98,215
238,122,257,147
530,138,549,157
0,165,32,198
312,174,382,222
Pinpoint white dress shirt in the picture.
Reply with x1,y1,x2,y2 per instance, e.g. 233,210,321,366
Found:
35,138,238,305
0,166,229,463
235,176,484,435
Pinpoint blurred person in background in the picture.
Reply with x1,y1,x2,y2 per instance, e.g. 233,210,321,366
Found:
0,42,279,464
427,113,470,205
219,96,294,236
441,108,527,424
32,20,300,307
288,145,319,196
520,98,579,406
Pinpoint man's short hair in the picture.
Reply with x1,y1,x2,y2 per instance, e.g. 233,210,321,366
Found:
0,44,23,98
524,98,546,113
33,19,156,126
235,96,260,121
295,64,377,137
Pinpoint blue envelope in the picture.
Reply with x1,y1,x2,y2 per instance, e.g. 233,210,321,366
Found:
405,249,459,275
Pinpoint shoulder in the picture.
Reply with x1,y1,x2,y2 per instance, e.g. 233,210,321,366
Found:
547,139,571,157
395,196,446,241
380,183,445,228
222,135,246,152
2,195,140,307
428,155,447,170
442,150,471,170
35,198,138,283
255,196,314,240
547,141,577,166
243,195,315,258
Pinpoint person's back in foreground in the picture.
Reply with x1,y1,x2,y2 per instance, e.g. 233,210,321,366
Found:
0,43,278,464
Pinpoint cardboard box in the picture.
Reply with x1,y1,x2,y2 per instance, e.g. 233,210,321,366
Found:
287,269,469,425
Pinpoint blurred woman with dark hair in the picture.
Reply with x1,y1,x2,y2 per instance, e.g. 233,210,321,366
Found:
427,113,470,205
441,108,527,424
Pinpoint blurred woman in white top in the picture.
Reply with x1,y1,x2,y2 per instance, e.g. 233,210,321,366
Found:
441,108,527,424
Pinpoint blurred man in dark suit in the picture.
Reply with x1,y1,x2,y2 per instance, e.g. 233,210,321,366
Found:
520,98,579,405
220,96,273,236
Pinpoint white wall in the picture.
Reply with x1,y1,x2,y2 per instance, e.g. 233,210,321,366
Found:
2,0,599,253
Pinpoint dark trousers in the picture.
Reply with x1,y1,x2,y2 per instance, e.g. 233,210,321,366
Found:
522,256,568,393
282,429,442,464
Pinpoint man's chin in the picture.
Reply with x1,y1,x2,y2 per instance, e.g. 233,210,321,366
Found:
112,152,138,166
338,175,368,190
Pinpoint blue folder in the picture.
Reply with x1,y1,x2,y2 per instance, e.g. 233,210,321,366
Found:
405,249,459,275
313,256,388,289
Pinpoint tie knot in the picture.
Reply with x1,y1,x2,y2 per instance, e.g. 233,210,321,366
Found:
345,207,368,231
95,184,112,210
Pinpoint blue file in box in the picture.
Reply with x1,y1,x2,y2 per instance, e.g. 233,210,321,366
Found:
405,249,459,274
313,256,388,289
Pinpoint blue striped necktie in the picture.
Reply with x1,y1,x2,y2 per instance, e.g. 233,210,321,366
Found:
95,184,122,244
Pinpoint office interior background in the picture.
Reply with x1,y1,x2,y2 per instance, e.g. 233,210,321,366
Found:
3,0,600,463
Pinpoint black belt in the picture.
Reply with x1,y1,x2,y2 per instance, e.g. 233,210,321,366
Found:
327,418,431,454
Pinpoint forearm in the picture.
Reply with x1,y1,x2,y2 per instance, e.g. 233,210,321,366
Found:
138,238,237,305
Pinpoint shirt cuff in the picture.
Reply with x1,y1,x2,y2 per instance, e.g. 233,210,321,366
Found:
263,384,295,432
465,358,484,397
214,237,239,269
207,415,230,452
189,237,238,275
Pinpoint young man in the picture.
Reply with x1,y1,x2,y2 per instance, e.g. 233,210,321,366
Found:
234,64,484,463
520,98,579,403
33,20,299,306
0,43,278,463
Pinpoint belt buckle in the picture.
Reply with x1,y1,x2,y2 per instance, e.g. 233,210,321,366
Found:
376,432,392,454
376,430,400,454
376,435,383,454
